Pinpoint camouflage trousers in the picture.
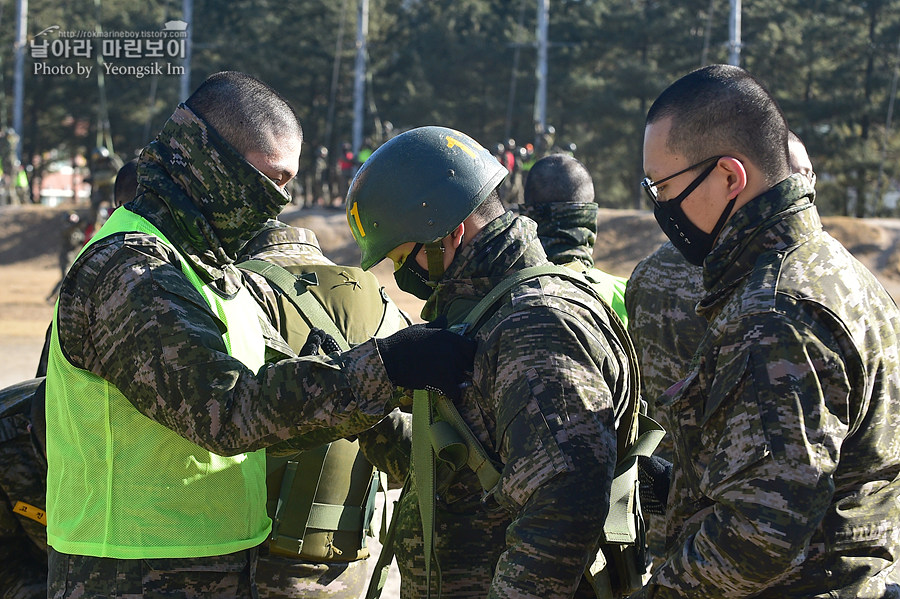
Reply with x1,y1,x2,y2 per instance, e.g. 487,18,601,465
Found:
254,553,368,598
48,546,258,598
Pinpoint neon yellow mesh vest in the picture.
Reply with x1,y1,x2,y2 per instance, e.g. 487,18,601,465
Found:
45,208,270,558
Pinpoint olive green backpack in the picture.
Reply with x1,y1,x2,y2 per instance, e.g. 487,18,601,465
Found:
238,259,400,563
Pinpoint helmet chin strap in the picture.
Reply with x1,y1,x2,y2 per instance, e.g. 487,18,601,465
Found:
425,241,445,283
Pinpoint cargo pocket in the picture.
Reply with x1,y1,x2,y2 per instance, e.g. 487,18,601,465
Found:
494,367,573,512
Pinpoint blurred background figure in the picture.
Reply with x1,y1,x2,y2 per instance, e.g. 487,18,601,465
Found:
45,212,85,304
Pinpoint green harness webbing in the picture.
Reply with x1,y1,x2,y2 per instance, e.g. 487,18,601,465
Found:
238,259,351,351
368,264,664,599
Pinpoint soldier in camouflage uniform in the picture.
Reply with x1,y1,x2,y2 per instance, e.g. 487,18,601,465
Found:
0,379,46,599
44,72,474,598
237,220,412,598
520,153,629,326
626,129,819,574
632,64,900,597
346,126,636,598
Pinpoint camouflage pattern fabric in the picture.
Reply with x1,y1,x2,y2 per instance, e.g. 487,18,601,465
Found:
518,201,597,269
48,546,258,598
392,212,633,598
237,222,412,598
625,240,706,569
625,241,706,415
0,382,47,599
632,175,900,598
254,554,370,599
49,106,401,595
520,200,629,326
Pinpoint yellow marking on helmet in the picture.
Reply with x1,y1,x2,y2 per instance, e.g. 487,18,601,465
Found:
349,201,365,237
446,136,476,158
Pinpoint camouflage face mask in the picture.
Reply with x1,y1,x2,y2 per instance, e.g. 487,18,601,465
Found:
519,201,598,259
146,104,293,259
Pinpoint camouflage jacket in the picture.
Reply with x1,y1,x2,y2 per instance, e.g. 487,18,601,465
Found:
0,382,46,599
53,105,398,461
397,212,632,598
520,201,629,326
637,175,900,598
625,241,706,416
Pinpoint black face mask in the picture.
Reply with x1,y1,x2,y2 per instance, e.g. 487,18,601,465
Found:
654,195,736,266
651,159,735,267
393,243,435,300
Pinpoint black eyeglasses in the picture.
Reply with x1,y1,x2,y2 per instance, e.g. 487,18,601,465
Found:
641,156,723,207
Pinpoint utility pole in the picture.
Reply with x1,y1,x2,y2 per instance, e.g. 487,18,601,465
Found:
180,0,193,101
325,0,349,157
13,0,27,161
728,0,741,67
352,0,368,159
504,0,528,141
533,0,548,145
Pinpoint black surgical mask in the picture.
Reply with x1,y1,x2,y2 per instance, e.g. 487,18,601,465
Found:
393,243,435,300
654,195,736,266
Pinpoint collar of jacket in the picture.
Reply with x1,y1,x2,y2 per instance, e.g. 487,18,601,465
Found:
421,211,549,323
134,104,291,280
238,220,324,259
519,201,597,269
699,174,818,313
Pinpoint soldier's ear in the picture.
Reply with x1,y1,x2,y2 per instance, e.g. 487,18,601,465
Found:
448,223,465,250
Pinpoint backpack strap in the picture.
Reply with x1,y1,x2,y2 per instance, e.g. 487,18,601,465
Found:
365,475,410,599
237,259,350,351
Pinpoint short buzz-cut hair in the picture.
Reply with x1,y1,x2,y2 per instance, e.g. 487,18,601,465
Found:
523,154,595,205
185,71,303,157
646,64,790,186
113,158,138,208
469,188,505,226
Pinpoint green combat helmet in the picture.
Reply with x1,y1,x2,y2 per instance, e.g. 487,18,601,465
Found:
346,126,508,271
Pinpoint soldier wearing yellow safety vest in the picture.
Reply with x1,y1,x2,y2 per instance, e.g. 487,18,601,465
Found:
44,72,474,597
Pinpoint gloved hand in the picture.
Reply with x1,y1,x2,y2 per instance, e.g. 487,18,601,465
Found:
375,319,476,400
638,454,672,516
300,328,341,356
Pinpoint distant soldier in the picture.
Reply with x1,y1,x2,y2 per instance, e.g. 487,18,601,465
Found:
0,128,23,205
521,153,629,326
45,212,86,304
85,146,123,213
311,145,331,206
336,142,355,207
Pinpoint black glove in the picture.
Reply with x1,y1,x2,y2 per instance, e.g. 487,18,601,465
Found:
375,320,476,400
300,328,341,356
638,454,672,516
